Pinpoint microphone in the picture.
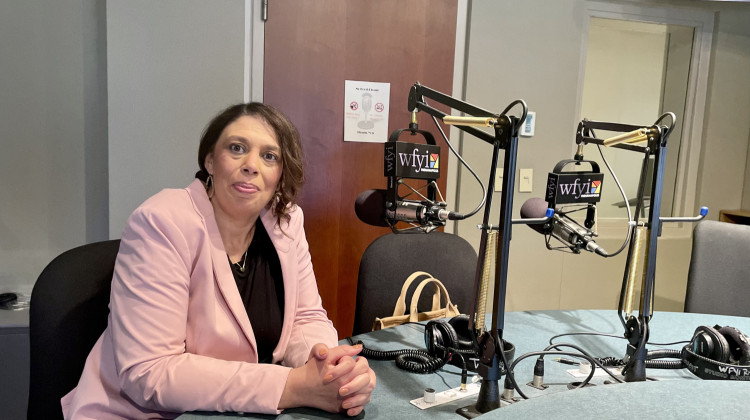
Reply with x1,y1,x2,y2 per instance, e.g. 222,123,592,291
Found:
520,197,608,257
354,189,390,227
354,189,457,228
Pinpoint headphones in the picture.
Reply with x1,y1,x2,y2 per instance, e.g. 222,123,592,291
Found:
682,325,750,380
425,315,515,372
355,315,515,374
425,315,475,356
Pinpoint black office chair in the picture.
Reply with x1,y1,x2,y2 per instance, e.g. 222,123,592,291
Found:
352,231,478,336
28,239,120,420
684,221,750,317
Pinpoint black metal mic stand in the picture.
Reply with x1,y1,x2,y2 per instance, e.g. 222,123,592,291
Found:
407,82,538,416
576,116,706,382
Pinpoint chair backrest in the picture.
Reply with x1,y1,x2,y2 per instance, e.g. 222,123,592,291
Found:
28,239,120,420
353,231,477,336
684,221,750,317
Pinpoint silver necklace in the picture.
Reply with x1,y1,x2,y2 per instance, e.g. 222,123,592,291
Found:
232,249,249,272
230,224,255,273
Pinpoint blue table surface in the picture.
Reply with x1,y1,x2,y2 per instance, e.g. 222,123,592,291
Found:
179,310,750,419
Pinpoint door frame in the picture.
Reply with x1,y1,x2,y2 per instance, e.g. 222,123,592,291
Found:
576,1,715,238
245,0,265,102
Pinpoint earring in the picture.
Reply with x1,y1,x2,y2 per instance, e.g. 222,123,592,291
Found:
206,174,214,198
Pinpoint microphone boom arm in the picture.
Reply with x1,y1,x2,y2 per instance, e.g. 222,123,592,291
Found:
409,82,509,145
576,114,708,383
406,82,528,416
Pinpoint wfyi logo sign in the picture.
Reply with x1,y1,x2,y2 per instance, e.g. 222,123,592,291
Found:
545,171,603,205
384,141,440,180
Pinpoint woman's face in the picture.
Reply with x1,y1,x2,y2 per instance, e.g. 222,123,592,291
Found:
204,115,283,222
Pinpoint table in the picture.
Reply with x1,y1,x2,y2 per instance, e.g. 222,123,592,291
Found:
179,310,750,419
0,307,30,420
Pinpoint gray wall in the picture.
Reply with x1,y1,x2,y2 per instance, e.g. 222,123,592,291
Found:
693,0,750,217
0,0,107,296
457,0,750,312
107,0,246,237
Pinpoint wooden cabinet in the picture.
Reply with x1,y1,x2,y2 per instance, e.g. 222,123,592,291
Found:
719,209,750,225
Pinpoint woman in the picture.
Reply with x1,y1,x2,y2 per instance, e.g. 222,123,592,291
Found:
62,103,376,418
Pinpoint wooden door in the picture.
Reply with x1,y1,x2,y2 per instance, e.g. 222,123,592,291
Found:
264,0,458,337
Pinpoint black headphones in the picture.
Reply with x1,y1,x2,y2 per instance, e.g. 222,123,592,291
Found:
356,315,516,374
682,325,750,380
425,316,475,357
424,315,515,372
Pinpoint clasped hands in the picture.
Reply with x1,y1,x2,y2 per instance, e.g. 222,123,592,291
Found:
279,343,376,416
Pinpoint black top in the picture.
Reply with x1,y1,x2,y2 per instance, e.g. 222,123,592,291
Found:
228,222,285,364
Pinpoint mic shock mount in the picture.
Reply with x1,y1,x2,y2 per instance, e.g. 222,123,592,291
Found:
383,111,446,233
541,157,604,254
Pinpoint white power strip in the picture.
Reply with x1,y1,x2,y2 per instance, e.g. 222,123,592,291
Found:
409,383,481,410
566,366,623,378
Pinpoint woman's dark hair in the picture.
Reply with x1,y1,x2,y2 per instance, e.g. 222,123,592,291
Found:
196,103,304,224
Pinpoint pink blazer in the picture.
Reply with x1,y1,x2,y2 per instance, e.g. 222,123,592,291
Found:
61,179,338,419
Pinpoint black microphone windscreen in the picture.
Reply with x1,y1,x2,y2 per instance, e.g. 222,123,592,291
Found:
355,189,389,227
520,197,550,234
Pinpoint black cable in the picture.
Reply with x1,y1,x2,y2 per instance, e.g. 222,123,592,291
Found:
544,343,624,384
354,340,475,375
652,112,677,139
434,369,455,389
644,348,684,369
650,340,690,346
497,337,525,398
595,142,634,258
646,359,684,369
647,349,681,359
395,350,449,374
548,330,689,347
356,345,429,361
499,99,528,132
429,113,486,220
507,350,598,399
452,351,468,371
548,331,624,345
596,349,684,370
582,124,635,260
548,334,687,375
595,356,624,367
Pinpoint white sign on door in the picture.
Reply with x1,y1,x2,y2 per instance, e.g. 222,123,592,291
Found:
344,80,390,143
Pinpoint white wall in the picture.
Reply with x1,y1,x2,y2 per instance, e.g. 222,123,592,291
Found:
0,0,107,295
107,0,247,237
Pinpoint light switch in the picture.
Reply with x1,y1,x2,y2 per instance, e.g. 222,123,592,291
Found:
494,170,503,192
519,168,533,192
521,111,536,137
